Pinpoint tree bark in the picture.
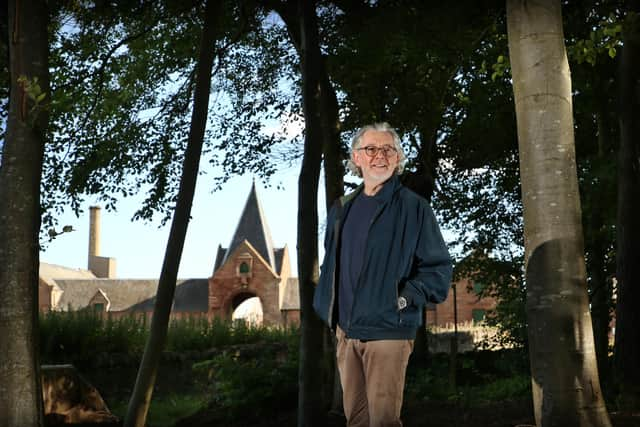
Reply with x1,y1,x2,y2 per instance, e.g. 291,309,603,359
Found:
506,1,612,425
614,0,640,408
123,1,221,426
266,0,343,419
319,72,344,209
296,0,327,425
0,1,50,426
588,184,611,384
318,64,345,421
261,0,344,209
588,96,614,385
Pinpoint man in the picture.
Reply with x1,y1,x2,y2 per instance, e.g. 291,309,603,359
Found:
313,122,453,427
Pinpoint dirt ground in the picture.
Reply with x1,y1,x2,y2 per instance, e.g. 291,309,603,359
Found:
46,399,640,427
169,397,640,427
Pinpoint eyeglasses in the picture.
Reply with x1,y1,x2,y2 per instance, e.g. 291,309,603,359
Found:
356,145,398,158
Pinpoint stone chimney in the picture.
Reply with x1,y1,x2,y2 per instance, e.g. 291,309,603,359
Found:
88,206,116,278
89,206,101,259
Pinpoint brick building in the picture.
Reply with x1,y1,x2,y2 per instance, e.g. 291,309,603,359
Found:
39,183,494,329
39,184,300,325
208,182,300,326
426,276,496,327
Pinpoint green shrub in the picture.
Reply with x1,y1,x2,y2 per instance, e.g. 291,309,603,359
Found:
40,312,299,362
192,340,298,419
405,350,532,405
166,316,220,351
471,374,531,401
40,311,148,363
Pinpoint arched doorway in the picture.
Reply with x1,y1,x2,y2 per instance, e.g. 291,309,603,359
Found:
231,292,263,325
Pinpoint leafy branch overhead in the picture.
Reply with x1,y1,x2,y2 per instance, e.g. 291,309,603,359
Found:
17,75,48,123
24,1,627,353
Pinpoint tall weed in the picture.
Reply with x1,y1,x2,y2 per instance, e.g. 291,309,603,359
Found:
40,312,299,362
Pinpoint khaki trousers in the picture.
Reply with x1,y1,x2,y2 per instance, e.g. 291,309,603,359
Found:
336,326,414,427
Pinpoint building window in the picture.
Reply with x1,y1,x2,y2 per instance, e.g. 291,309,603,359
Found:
239,262,250,274
93,303,104,312
472,309,485,323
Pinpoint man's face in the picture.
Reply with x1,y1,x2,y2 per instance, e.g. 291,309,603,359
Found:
352,130,399,188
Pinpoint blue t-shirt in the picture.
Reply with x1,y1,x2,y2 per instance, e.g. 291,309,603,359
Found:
338,192,380,329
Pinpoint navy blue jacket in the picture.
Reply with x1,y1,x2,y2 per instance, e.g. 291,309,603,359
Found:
313,175,453,340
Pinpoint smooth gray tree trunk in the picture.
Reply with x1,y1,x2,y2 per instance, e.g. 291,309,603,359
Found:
506,1,612,425
123,1,221,426
0,1,50,426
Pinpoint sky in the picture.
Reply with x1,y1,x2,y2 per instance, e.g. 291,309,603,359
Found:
40,159,327,279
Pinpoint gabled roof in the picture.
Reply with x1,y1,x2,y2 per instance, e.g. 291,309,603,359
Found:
273,248,286,275
219,239,280,278
89,288,111,311
129,279,209,312
213,245,227,273
221,181,276,271
51,279,209,312
39,262,96,288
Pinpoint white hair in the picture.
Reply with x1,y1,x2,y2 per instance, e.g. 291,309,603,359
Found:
346,122,406,177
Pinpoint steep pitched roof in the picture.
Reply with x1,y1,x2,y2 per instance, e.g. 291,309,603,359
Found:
221,181,276,271
273,248,285,275
213,245,227,273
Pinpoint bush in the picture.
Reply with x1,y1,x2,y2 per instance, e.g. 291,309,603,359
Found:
40,311,148,363
40,311,300,363
405,350,532,405
192,340,298,420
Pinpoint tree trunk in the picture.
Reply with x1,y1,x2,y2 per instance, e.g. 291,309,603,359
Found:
0,1,50,426
296,0,327,425
588,188,611,384
588,98,614,386
262,0,344,210
123,2,221,426
320,72,344,209
317,23,344,423
267,0,341,420
506,1,612,426
614,0,640,409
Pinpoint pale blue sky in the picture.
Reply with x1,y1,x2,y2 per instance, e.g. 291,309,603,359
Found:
40,162,324,279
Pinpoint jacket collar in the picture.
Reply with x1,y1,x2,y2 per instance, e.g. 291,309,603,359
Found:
340,175,401,207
